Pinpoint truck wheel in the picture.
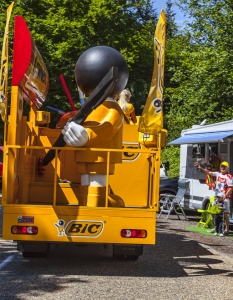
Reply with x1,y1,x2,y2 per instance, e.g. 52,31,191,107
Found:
39,250,50,258
126,255,139,261
113,254,125,260
22,249,50,258
22,251,35,258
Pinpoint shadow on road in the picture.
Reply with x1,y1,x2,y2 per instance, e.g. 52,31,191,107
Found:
0,211,232,299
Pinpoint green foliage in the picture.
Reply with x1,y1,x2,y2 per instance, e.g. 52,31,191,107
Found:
166,0,233,141
162,146,180,178
164,0,178,38
0,0,158,118
162,0,233,176
2,0,233,177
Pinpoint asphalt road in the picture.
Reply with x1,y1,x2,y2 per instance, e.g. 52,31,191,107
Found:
0,202,233,299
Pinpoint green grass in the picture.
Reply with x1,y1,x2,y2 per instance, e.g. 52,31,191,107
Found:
185,226,233,237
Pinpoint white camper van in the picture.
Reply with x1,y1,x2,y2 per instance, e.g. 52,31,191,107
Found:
169,119,233,217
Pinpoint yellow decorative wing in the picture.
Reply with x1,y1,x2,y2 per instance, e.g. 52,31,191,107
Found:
138,10,166,134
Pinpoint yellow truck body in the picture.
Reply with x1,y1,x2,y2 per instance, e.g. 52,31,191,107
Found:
1,11,167,259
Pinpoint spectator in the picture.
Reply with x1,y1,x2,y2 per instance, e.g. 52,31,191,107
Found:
212,192,227,236
194,161,232,235
118,89,137,124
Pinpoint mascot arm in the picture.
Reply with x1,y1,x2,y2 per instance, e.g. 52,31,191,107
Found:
62,122,88,147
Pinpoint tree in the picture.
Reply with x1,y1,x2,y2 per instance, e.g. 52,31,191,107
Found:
163,0,179,120
0,0,158,123
165,0,177,38
162,145,180,178
159,0,233,177
166,0,233,141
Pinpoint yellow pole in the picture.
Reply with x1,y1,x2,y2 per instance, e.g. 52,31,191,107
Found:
105,151,110,207
0,2,14,125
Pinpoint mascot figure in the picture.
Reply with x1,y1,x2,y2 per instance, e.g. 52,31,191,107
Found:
62,46,129,207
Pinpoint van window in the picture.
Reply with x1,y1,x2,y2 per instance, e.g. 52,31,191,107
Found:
185,145,206,180
209,143,218,156
208,143,221,172
192,144,205,158
185,143,220,180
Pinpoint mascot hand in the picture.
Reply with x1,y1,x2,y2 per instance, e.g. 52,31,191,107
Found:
62,122,88,147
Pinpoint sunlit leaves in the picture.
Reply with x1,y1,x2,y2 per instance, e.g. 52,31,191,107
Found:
0,0,158,120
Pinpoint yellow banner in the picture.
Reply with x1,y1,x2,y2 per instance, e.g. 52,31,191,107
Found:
138,10,166,134
0,2,14,122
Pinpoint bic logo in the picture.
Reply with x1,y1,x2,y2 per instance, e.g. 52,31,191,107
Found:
122,143,141,161
65,220,104,238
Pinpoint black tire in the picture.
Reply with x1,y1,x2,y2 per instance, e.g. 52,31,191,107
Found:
38,251,50,258
22,250,50,258
204,201,210,211
125,255,139,261
113,254,125,260
22,251,35,258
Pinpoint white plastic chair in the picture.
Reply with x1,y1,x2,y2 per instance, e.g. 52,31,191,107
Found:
158,179,188,220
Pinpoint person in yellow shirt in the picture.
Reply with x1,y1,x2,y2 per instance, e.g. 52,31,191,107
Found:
118,89,137,124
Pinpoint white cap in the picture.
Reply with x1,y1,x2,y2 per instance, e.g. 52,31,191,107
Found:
217,192,224,198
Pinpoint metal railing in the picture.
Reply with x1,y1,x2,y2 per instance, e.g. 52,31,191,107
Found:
2,145,159,208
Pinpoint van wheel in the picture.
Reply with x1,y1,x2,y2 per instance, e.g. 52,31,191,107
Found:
204,201,210,210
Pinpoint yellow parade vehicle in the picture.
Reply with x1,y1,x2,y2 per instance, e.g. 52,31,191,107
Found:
0,4,167,259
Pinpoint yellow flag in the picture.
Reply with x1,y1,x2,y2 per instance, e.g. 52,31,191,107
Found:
138,10,166,134
0,2,14,123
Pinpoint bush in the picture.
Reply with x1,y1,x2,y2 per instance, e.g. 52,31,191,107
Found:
162,146,180,178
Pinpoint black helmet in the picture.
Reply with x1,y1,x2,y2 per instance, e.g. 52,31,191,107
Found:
75,46,129,96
